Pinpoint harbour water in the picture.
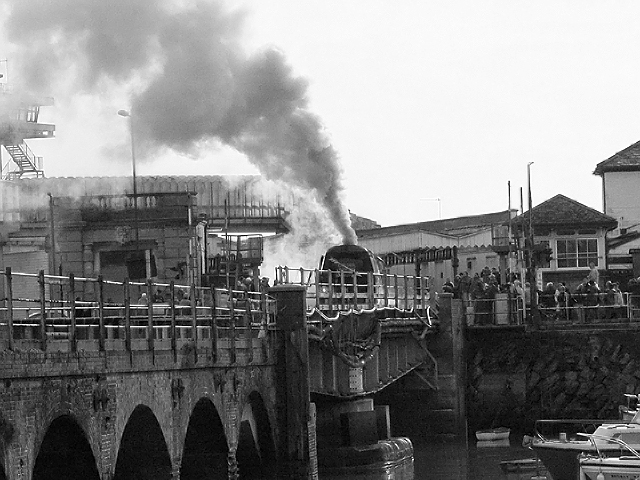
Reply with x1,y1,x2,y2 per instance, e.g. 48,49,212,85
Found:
413,435,549,480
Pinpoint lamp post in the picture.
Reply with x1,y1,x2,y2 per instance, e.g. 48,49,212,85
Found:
117,109,139,251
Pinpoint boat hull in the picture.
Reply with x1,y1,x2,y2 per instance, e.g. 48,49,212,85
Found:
580,456,640,480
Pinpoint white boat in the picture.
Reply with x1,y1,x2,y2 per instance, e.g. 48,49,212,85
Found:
475,426,510,441
579,432,640,480
531,420,640,480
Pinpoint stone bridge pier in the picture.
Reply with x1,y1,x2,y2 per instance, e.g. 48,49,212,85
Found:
0,285,313,480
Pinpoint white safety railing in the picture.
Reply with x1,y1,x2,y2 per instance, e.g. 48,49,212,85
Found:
274,266,432,315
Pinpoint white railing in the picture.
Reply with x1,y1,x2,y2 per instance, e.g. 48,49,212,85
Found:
274,266,432,314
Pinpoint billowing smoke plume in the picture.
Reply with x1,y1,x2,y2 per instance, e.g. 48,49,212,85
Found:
1,0,357,245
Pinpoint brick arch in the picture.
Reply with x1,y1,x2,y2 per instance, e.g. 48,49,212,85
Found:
113,404,172,480
180,397,229,480
32,383,103,477
32,413,100,480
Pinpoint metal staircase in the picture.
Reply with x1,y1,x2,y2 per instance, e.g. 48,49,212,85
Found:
2,142,44,179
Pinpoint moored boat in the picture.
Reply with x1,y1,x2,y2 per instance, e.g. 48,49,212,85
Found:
475,426,510,441
578,433,640,480
531,420,640,480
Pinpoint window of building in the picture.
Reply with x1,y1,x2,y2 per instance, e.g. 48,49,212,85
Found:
556,238,598,268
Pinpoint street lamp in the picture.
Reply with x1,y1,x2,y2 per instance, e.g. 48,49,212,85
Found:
118,109,139,249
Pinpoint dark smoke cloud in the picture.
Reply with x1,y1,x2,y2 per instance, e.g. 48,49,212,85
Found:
1,0,357,244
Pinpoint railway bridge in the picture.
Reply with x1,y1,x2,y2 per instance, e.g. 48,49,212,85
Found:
0,267,462,479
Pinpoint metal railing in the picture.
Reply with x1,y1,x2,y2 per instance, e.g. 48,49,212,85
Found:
274,266,432,315
464,292,640,328
0,268,276,356
462,293,525,326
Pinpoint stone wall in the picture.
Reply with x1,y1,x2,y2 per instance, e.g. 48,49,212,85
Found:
466,327,640,435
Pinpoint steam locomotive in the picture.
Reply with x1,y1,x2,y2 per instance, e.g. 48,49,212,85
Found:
319,244,385,277
316,244,387,311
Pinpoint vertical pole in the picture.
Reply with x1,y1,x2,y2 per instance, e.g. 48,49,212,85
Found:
394,274,399,308
97,276,105,351
404,275,409,310
527,162,539,327
421,276,427,317
69,273,76,352
229,285,236,364
314,269,320,311
327,273,334,316
383,273,389,308
270,285,314,479
210,285,218,362
352,273,358,310
146,279,154,351
38,270,47,351
124,279,132,353
48,194,57,276
190,281,198,344
170,281,177,358
367,273,374,308
5,268,14,350
247,296,254,364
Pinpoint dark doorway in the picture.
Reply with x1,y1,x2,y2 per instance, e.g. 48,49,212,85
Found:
33,415,100,480
114,405,172,480
181,398,229,480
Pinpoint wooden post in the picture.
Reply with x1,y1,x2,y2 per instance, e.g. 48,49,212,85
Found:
190,281,198,344
210,285,218,362
404,275,409,310
229,286,236,364
247,296,254,364
383,273,389,308
124,278,132,353
421,277,427,317
352,273,358,310
69,273,77,352
170,281,177,358
38,270,47,351
394,275,399,308
146,279,154,351
327,273,334,316
5,268,14,350
367,273,374,308
97,276,105,351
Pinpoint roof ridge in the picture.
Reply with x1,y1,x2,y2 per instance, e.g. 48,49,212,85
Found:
594,139,640,175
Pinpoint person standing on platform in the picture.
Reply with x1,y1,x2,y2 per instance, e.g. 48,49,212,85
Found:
586,262,599,288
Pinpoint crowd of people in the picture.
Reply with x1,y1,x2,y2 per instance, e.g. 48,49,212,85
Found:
442,263,632,325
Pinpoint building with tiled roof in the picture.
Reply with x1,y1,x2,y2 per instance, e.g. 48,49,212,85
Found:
512,194,617,289
594,140,640,279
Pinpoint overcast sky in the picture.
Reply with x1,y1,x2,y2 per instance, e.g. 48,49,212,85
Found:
2,1,640,228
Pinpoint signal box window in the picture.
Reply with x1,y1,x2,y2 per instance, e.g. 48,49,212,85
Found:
556,238,598,268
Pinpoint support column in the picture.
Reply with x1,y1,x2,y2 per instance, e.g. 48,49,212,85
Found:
269,285,316,480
